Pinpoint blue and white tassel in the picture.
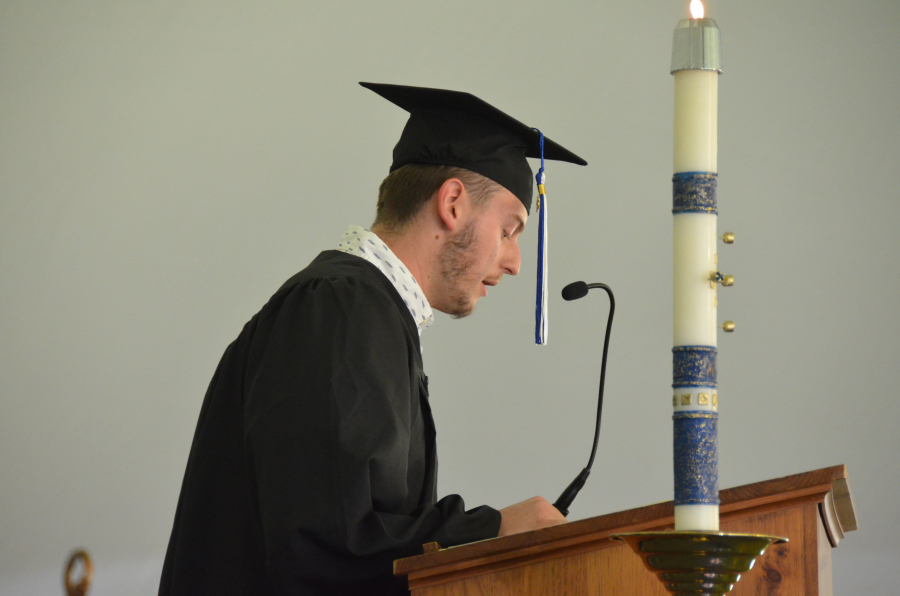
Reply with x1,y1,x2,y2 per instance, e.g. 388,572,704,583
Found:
534,130,549,345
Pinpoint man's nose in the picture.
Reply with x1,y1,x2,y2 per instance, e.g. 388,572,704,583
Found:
502,241,521,276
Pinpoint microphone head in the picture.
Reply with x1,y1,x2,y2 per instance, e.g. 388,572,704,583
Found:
561,281,589,301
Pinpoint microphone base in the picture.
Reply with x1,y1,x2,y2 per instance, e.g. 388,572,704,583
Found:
552,468,591,518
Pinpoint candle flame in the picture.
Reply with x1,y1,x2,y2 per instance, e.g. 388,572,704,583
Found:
690,0,704,19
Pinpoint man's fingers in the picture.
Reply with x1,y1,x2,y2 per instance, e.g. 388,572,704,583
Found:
498,496,568,537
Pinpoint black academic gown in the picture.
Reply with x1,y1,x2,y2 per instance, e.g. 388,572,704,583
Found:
159,251,501,596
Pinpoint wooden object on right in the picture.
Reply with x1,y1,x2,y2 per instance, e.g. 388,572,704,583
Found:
394,465,857,596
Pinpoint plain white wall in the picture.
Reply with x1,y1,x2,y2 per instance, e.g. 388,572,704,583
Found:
1,1,898,594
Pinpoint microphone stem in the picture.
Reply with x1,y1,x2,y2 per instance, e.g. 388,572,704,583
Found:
553,283,615,516
585,283,614,471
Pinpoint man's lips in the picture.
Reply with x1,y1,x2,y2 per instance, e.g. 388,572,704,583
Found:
481,279,499,297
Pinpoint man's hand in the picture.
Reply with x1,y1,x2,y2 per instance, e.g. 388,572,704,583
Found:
497,496,567,537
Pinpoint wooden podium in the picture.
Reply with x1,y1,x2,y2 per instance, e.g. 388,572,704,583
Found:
395,466,857,596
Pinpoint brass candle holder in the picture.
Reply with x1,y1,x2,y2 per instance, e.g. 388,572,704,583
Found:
611,531,787,595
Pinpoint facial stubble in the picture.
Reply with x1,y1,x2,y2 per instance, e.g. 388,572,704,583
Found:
437,221,479,319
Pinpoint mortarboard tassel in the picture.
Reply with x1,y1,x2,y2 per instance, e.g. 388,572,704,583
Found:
534,130,548,345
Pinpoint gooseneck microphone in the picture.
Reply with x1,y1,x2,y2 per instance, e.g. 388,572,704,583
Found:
552,281,615,517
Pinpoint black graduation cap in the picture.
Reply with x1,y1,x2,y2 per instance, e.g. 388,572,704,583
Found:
360,82,587,214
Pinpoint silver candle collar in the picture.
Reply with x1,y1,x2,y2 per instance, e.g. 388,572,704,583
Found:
671,18,722,74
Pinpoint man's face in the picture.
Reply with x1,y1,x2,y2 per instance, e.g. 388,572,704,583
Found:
435,187,527,317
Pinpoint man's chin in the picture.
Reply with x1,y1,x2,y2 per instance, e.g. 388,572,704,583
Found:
435,298,477,319
450,307,475,320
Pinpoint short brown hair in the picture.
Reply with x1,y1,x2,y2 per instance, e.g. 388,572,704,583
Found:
372,164,502,231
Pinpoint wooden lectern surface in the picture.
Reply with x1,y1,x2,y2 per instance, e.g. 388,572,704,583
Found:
395,465,856,596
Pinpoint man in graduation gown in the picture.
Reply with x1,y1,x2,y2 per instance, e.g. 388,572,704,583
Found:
159,83,587,596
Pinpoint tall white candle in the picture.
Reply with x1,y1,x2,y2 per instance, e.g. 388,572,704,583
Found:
671,1,721,532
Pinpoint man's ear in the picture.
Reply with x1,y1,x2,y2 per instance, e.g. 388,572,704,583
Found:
435,178,468,232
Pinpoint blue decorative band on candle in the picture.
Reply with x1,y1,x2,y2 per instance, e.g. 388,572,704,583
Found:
673,411,719,505
673,346,717,388
672,172,717,214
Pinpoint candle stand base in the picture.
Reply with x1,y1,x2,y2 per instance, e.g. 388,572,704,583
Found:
611,531,787,596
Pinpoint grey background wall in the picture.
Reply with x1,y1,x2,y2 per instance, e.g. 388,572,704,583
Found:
2,1,898,594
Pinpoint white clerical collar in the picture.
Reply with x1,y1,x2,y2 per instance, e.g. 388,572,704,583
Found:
336,225,434,335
